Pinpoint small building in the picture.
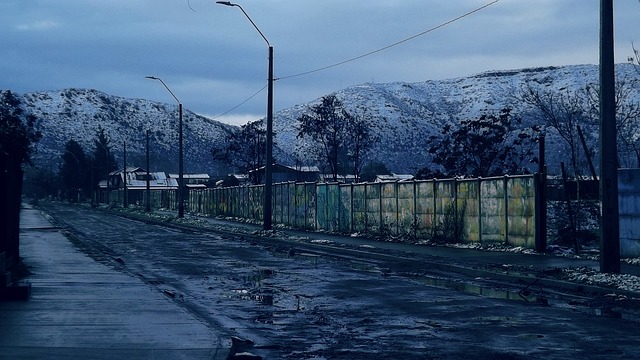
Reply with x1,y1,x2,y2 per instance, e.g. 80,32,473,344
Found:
318,174,359,184
248,164,320,184
101,167,178,191
168,173,210,189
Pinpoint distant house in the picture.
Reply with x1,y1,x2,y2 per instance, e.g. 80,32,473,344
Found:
375,173,415,182
318,174,359,184
216,174,249,187
98,168,212,204
100,167,178,191
168,173,210,189
248,164,320,184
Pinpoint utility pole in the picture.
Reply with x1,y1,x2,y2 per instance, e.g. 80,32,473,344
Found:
146,129,151,212
123,140,128,209
599,0,620,273
217,0,274,230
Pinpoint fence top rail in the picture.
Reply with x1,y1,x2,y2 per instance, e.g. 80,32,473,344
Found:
206,173,538,191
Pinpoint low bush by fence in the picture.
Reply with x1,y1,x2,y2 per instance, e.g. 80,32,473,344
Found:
188,175,541,248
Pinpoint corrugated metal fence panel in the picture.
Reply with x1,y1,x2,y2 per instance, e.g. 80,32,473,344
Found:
248,185,262,221
457,180,480,242
293,183,306,228
232,187,241,217
316,183,329,231
273,183,284,225
306,183,317,230
381,182,398,234
415,181,435,237
326,183,341,232
397,182,415,236
506,176,536,248
339,184,352,233
480,178,506,242
284,182,295,227
366,183,381,232
316,184,330,230
352,184,366,233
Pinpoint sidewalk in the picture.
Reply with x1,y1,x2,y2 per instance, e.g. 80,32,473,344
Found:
0,204,229,359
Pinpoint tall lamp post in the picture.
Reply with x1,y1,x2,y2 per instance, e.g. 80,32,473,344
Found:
146,76,185,218
217,0,274,230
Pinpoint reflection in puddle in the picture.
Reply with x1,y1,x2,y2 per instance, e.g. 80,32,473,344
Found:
418,276,547,304
230,268,276,305
231,288,274,305
243,268,275,286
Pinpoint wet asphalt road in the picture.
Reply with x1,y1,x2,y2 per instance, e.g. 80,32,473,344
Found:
39,202,640,359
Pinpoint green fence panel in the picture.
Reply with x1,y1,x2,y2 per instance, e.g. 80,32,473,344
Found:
397,182,415,236
366,183,381,233
306,183,317,230
506,176,536,247
247,186,262,221
415,181,435,237
283,182,294,227
381,182,398,235
434,180,455,233
352,184,366,233
316,183,328,231
273,183,283,224
457,180,480,242
339,184,352,233
326,183,340,232
480,178,506,243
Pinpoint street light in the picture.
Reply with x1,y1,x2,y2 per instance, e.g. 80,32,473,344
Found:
145,76,185,218
217,0,274,230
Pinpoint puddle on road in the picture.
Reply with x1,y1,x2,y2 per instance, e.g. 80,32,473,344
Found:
242,268,276,286
228,268,277,306
231,288,274,305
417,276,548,304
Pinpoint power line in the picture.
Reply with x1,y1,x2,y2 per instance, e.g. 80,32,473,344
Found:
216,0,500,117
278,0,501,81
210,84,267,120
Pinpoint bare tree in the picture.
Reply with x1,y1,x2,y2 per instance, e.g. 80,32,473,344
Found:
629,42,640,76
586,76,640,167
297,95,353,182
517,84,593,176
211,120,267,184
346,112,379,182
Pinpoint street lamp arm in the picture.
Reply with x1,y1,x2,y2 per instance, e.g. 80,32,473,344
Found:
215,1,270,46
217,0,274,230
145,76,181,105
144,75,185,218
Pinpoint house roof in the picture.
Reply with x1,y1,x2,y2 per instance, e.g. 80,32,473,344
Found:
167,173,210,179
248,164,320,174
375,174,415,182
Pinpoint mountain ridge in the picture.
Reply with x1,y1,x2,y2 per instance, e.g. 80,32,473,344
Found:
12,63,640,178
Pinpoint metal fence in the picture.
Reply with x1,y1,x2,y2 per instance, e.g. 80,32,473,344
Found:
188,175,540,248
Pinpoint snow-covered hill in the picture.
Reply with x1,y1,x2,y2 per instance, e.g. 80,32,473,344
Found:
12,63,640,177
274,63,640,174
19,88,235,175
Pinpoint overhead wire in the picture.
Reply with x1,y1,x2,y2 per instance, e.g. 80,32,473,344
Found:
215,0,501,117
277,0,501,81
210,84,267,120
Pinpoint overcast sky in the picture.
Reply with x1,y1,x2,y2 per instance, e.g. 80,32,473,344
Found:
1,0,638,125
